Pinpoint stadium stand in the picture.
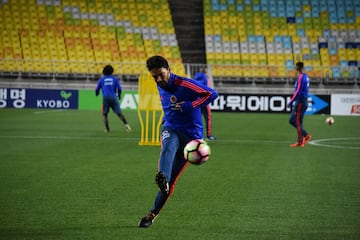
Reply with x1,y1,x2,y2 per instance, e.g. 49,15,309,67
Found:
0,0,182,80
0,0,359,88
204,0,360,85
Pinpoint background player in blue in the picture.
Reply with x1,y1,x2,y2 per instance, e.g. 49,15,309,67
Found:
194,67,216,140
288,62,312,147
95,65,131,132
138,56,218,228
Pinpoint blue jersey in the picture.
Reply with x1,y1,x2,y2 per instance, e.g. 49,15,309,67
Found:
194,71,209,87
158,73,218,139
290,73,309,103
95,75,122,98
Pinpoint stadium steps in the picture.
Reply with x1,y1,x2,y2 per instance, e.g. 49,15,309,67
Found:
168,0,206,64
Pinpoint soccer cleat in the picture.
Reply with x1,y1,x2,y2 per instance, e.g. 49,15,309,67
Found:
206,135,216,140
303,134,312,144
155,172,169,196
138,211,156,228
104,129,109,133
290,142,304,147
125,124,131,132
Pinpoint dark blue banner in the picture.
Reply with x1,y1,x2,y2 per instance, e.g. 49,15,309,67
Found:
0,88,78,109
210,93,330,114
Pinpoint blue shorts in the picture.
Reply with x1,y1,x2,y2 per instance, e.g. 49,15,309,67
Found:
103,96,121,115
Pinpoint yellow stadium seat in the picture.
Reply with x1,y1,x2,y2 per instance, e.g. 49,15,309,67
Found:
293,54,302,63
338,48,347,60
215,53,224,64
231,53,241,64
356,49,360,61
250,54,259,65
346,49,356,60
258,66,269,77
276,54,285,65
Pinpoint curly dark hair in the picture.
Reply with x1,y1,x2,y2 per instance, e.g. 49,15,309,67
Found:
103,65,114,75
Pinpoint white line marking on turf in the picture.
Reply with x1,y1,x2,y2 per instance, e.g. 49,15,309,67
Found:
0,135,289,144
308,137,360,150
33,109,65,114
2,136,359,150
0,135,137,141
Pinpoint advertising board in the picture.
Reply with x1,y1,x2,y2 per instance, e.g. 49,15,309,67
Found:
0,88,78,109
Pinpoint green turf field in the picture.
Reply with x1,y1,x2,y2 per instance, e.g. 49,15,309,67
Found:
0,109,359,240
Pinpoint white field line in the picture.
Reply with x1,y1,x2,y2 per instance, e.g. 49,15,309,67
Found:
308,137,360,150
33,109,66,114
0,135,287,143
1,136,360,149
0,135,137,141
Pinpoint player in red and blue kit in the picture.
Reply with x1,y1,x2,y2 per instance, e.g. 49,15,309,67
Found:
95,65,131,132
138,56,218,228
194,67,216,140
288,62,312,147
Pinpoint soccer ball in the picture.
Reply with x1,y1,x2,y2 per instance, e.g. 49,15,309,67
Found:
326,116,334,125
183,139,211,165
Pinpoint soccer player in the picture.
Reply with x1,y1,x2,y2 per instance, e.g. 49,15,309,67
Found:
95,65,131,132
194,67,216,140
288,62,312,147
138,56,218,228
